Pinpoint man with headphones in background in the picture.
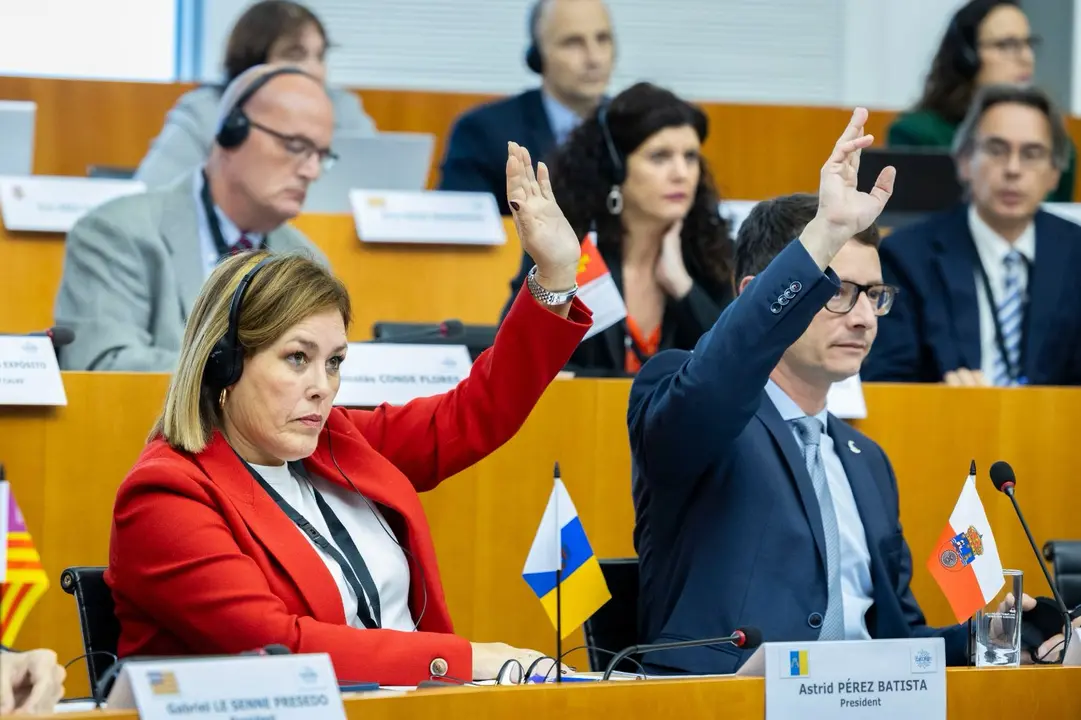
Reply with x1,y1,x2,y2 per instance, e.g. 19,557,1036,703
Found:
54,64,331,372
438,0,614,215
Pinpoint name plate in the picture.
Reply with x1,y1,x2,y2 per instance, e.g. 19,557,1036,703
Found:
107,654,346,719
335,342,473,407
349,189,505,245
0,336,66,406
0,175,145,232
764,638,945,719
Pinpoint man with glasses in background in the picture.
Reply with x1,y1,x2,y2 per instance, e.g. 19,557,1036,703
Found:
866,84,1081,387
54,64,330,372
627,112,979,673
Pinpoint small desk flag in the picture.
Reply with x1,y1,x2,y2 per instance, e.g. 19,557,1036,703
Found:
925,463,1004,623
1,481,50,646
522,466,610,638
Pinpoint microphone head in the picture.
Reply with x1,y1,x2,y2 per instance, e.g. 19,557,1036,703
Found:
439,319,465,337
262,644,291,655
736,626,763,649
48,326,76,347
989,461,1016,493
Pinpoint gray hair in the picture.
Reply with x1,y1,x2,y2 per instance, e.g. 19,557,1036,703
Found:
951,84,1071,171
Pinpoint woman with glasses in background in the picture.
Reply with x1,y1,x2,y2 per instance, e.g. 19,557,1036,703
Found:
888,0,1074,201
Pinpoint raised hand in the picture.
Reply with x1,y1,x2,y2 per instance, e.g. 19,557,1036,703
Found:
506,141,581,292
815,107,895,240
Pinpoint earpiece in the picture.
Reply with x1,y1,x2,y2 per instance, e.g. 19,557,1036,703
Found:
524,0,545,74
204,256,275,390
215,66,309,149
597,102,624,184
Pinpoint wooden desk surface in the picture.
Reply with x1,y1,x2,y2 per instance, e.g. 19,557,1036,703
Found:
41,668,1081,719
2,376,1080,699
0,214,523,337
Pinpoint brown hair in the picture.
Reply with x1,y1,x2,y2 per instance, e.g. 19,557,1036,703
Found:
734,193,880,284
223,1,327,83
151,250,351,453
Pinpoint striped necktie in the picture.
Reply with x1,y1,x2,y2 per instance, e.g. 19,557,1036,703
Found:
992,250,1024,387
791,417,845,641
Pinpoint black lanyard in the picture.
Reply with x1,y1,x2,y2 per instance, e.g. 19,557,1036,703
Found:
973,254,1030,384
200,170,246,261
239,457,382,629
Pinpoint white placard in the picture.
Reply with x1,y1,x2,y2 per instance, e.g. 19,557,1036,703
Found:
350,189,505,245
765,638,945,720
106,654,346,719
1041,202,1081,227
0,175,145,233
1065,627,1081,666
335,342,473,407
827,373,867,419
0,335,67,406
719,199,761,237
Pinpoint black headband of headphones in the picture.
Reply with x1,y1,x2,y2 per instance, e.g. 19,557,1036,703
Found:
204,255,275,390
215,66,312,148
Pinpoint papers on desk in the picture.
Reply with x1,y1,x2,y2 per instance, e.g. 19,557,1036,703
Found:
52,700,101,713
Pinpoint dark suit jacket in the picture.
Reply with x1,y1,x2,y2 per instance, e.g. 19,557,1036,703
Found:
500,242,734,376
627,240,967,675
438,89,555,216
863,204,1081,385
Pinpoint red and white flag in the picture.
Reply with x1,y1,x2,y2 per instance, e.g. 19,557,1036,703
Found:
575,233,626,340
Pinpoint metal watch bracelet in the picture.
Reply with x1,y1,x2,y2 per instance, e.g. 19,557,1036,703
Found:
525,265,578,306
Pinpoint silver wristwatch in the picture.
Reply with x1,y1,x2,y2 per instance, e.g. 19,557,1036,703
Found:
525,265,578,305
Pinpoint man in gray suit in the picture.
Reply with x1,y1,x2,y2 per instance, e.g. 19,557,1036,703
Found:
54,64,332,372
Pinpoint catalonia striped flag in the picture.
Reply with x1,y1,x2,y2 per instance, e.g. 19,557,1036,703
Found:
1,481,49,647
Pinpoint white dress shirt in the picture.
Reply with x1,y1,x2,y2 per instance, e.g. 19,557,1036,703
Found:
250,462,415,632
765,380,874,640
968,205,1035,379
192,172,265,278
540,90,584,147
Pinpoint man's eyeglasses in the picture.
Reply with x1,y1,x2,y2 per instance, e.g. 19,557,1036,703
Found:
249,120,338,172
825,281,898,316
975,138,1053,169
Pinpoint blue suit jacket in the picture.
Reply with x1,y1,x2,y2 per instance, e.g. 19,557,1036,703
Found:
437,89,555,216
628,240,967,675
863,204,1081,385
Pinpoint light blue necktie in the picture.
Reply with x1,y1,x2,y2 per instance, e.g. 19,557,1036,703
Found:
791,417,845,641
992,250,1024,387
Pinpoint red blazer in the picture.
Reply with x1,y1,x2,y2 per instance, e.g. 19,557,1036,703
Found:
106,289,591,686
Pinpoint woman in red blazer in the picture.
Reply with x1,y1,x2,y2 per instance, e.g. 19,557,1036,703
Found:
106,144,592,686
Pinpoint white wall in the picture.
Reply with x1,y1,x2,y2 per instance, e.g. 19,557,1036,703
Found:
193,0,967,109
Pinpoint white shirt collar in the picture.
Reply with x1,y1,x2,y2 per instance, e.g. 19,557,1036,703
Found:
967,204,1035,266
765,379,829,428
540,90,584,146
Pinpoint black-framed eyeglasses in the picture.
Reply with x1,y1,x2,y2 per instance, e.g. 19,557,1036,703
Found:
249,120,338,172
825,281,898,316
979,34,1042,55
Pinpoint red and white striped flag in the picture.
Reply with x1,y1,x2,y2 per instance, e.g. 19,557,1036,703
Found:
1,481,49,646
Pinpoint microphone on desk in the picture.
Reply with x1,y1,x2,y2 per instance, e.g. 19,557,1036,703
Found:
24,326,76,348
601,626,763,681
370,320,465,344
989,460,1072,663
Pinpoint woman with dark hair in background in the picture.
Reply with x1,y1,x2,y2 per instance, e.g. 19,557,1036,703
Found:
888,0,1075,200
501,82,735,376
135,0,375,188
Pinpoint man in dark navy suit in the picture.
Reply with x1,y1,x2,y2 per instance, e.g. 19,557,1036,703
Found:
437,0,614,215
864,84,1081,386
628,109,972,675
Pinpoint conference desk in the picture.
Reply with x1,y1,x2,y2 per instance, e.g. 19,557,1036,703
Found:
40,669,1081,719
2,375,1080,699
0,214,523,336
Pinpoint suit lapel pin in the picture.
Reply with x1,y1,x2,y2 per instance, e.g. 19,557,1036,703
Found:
848,440,861,454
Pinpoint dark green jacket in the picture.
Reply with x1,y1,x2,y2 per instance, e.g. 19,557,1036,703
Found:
887,109,1076,202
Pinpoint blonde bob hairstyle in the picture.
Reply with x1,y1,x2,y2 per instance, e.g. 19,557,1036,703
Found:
150,250,351,453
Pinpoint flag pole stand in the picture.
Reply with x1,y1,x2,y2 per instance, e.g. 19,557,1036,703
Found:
555,566,563,684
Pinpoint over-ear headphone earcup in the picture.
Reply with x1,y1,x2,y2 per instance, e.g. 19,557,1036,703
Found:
948,15,981,79
525,44,543,74
215,107,251,149
204,337,241,390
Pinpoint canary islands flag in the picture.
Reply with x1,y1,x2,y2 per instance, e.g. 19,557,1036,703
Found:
926,464,1004,624
522,466,610,638
0,481,50,647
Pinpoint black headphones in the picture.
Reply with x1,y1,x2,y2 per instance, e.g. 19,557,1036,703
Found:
215,66,310,149
525,0,545,74
597,102,624,184
204,255,275,390
948,13,982,79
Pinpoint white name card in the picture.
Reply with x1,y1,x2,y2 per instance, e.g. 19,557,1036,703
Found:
350,189,505,245
764,638,945,720
826,374,867,419
106,654,346,719
0,175,145,233
0,336,66,406
335,342,473,407
1065,627,1081,666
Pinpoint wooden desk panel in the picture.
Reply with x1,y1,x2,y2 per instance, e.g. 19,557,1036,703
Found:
41,668,1081,719
0,216,523,337
2,377,1080,699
